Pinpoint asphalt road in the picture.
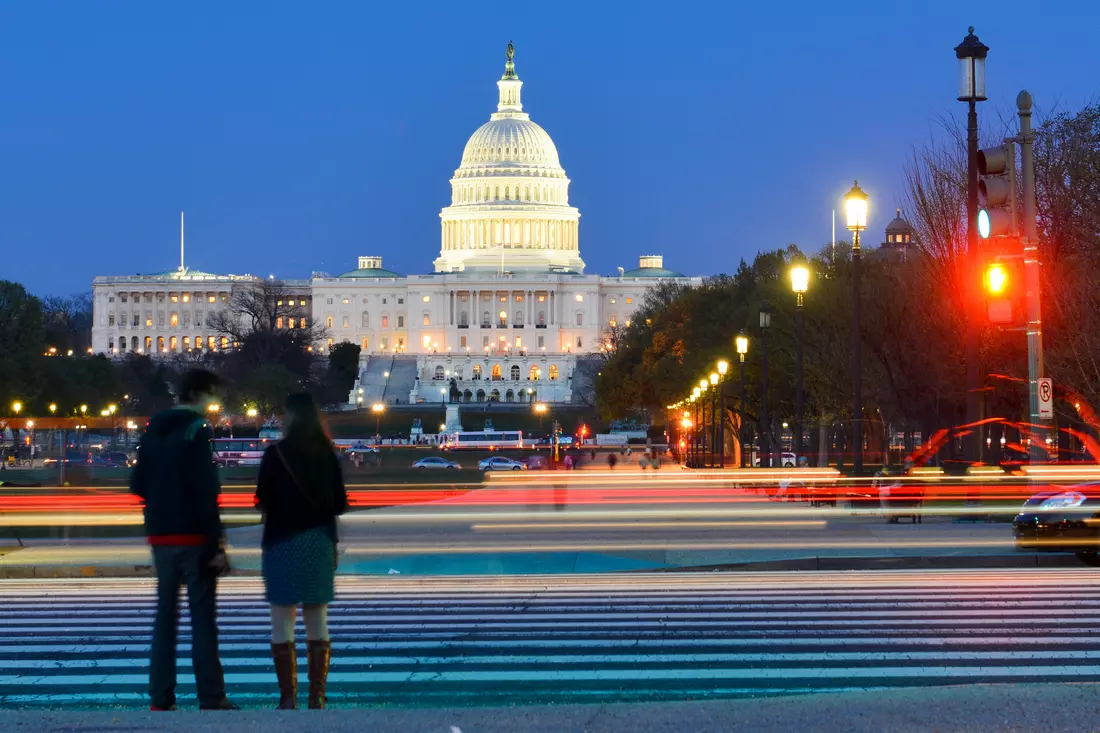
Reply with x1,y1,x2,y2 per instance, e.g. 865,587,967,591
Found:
2,569,1100,712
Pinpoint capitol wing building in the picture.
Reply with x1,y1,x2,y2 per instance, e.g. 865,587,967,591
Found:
91,46,699,405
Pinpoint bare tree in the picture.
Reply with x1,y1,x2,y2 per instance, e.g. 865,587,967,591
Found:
208,279,326,345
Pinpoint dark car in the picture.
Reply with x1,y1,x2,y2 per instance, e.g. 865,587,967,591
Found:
92,451,132,468
1013,483,1100,565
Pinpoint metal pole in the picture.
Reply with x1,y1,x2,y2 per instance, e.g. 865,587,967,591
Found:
1018,90,1046,463
795,299,805,465
739,358,747,468
58,428,65,487
711,387,718,469
852,230,863,475
761,331,770,469
719,384,725,469
966,97,983,465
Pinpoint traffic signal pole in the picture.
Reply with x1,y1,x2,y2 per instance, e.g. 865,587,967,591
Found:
1018,90,1047,462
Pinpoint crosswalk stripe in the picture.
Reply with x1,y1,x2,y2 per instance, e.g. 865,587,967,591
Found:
2,571,1100,708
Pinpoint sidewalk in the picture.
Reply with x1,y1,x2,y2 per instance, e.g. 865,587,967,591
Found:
2,683,1098,732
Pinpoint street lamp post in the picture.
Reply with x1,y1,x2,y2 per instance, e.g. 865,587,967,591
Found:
691,388,701,467
709,372,719,468
717,360,729,468
699,379,710,467
759,303,772,468
736,332,749,468
957,27,989,466
371,402,385,441
791,265,809,465
534,402,548,432
845,180,869,475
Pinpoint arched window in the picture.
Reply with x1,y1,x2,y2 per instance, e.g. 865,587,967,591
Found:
220,336,229,350
459,311,468,327
530,365,541,381
119,338,127,352
505,390,515,403
473,365,482,380
549,364,559,381
510,365,521,381
498,310,508,327
490,389,500,402
609,317,617,328
131,336,139,352
362,312,369,328
144,336,152,352
514,310,524,326
434,365,445,380
423,311,431,327
491,364,502,380
476,389,486,403
482,311,491,327
108,338,114,351
463,390,473,403
454,367,463,380
576,312,584,326
362,337,369,350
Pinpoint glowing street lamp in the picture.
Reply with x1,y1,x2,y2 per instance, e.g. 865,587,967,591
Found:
11,401,22,416
246,408,259,419
49,403,57,415
791,264,810,463
845,180,869,474
371,402,385,437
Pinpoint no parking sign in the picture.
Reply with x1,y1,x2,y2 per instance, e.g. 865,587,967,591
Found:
1038,378,1053,420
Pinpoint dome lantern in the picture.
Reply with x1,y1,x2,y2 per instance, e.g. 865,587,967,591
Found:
496,41,524,115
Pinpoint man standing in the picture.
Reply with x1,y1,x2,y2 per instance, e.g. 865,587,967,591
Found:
131,369,237,711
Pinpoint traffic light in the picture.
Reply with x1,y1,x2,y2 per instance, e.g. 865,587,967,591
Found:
983,257,1023,324
977,143,1017,239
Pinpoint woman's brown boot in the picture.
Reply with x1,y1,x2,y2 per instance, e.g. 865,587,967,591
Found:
306,639,332,709
271,642,298,710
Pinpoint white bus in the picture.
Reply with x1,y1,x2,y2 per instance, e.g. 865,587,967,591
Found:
441,430,524,451
212,438,270,467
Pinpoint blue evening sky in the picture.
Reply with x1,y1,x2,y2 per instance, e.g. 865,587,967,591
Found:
2,1,1098,295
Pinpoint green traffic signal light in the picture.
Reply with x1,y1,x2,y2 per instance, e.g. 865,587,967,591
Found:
978,209,991,239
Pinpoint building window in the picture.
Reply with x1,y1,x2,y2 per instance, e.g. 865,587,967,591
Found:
498,311,508,327
575,293,584,302
460,335,467,348
423,313,430,326
576,312,583,326
157,312,165,327
220,294,228,303
183,337,190,349
398,338,405,349
422,296,430,303
397,315,405,328
576,337,583,348
382,315,389,328
382,298,388,304
626,297,633,304
133,314,140,327
530,365,540,380
610,298,616,304
108,313,115,326
195,311,202,327
423,335,432,348
326,316,334,329
549,365,559,381
208,295,216,303
288,318,296,329
510,365,521,381
473,365,482,380
170,313,179,327
538,295,545,302
398,298,405,305
625,319,631,327
343,298,349,305
483,336,489,348
362,337,369,350
170,295,178,303
208,336,216,350
362,312,370,328
492,364,502,380
276,317,284,329
157,336,165,352
181,294,190,303
120,294,127,303
108,338,114,350
609,317,617,328
220,336,228,349
434,365,445,380
538,311,546,326
327,298,333,305
327,338,334,350
381,337,389,350
170,336,178,351
146,316,153,328
342,316,349,329
516,337,522,348
300,318,307,329
108,296,115,303
538,336,545,348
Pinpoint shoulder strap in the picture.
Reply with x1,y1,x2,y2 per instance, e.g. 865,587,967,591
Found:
274,443,319,509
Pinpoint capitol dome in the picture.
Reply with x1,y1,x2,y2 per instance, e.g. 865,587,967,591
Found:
435,43,583,274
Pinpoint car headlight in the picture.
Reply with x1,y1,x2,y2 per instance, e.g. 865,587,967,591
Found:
1038,491,1087,511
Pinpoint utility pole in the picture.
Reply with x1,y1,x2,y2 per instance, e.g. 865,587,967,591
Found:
1018,90,1046,462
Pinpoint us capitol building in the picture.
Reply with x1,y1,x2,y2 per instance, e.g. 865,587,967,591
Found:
91,45,699,405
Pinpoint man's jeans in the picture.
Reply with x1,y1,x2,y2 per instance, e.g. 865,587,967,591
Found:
149,545,227,708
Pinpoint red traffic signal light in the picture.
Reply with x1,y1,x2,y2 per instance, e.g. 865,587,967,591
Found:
984,262,1008,295
983,257,1022,324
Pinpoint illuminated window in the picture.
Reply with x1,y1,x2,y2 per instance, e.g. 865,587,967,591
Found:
300,300,307,306
626,297,633,304
157,336,165,352
515,337,522,348
327,338,333,349
170,313,179,327
221,336,229,349
382,315,389,328
610,298,616,304
276,317,284,329
208,336,216,349
609,318,617,328
625,319,632,327
288,318,296,329
208,295,216,303
538,295,545,302
300,318,307,329
423,313,430,326
575,293,584,302
220,293,228,303
171,295,179,303
146,317,153,328
326,316,333,329
530,365,540,380
361,337,369,350
423,335,432,348
277,300,283,306
182,336,190,349
515,295,524,302
492,364,502,380
473,365,482,380
182,294,190,303
422,295,431,303
343,298,349,304
342,316,349,329
460,335,467,348
549,365,559,381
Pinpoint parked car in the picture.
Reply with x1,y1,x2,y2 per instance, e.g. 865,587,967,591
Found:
753,452,798,468
412,456,461,470
479,456,528,471
91,451,132,468
1013,483,1100,566
43,450,90,466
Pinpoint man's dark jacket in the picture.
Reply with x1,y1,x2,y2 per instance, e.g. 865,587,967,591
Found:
130,407,223,554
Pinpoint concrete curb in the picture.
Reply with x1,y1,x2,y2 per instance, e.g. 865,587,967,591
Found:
0,553,1083,578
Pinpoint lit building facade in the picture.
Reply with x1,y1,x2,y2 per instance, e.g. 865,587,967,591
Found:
90,45,699,404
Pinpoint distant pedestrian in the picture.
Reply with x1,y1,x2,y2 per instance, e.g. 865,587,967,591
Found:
255,393,349,710
130,369,236,711
608,453,617,470
564,454,573,470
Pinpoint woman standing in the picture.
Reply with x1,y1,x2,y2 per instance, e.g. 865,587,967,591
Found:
255,393,349,710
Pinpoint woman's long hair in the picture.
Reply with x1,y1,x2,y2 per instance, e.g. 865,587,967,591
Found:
282,393,332,457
